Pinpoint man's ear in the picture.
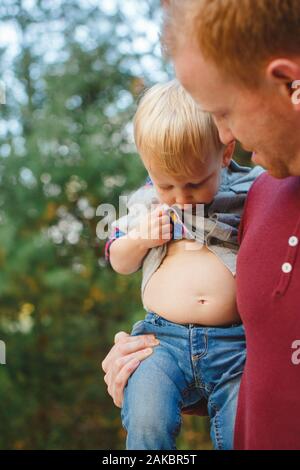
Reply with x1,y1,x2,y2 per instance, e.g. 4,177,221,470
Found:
222,141,235,167
266,59,300,110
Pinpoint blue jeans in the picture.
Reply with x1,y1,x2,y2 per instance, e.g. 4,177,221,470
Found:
121,312,246,450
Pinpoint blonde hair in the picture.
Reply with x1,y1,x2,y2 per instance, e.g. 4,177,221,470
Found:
133,80,224,177
162,0,300,86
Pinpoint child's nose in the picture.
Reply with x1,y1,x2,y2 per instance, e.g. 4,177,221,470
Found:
175,191,193,206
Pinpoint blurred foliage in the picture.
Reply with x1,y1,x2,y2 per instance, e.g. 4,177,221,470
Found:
0,0,251,450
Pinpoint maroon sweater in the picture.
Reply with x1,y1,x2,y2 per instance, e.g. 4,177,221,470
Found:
234,172,300,450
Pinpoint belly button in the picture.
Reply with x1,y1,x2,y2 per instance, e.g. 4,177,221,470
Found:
198,299,207,305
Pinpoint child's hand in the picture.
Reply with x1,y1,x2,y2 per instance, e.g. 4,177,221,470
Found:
130,205,173,249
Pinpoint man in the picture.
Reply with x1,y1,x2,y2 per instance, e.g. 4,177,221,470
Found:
102,0,300,449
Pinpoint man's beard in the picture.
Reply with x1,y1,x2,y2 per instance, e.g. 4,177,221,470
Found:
254,149,294,179
265,156,293,179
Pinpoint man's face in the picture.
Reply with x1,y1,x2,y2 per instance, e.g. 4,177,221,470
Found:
174,43,300,178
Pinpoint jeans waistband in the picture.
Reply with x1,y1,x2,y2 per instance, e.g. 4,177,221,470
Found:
146,311,242,329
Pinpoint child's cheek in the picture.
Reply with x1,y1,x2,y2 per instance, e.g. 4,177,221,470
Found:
197,186,216,205
208,179,220,200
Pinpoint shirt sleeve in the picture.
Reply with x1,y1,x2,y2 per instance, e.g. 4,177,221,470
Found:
104,227,127,262
104,178,157,264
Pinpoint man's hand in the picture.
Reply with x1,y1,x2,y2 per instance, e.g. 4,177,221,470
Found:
101,331,160,408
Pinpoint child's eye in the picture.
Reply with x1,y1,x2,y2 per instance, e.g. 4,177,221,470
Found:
187,174,213,189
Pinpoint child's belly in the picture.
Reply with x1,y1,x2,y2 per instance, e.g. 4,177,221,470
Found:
143,240,240,326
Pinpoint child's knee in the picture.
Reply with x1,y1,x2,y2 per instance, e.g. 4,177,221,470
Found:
122,378,181,438
122,397,181,442
121,352,183,442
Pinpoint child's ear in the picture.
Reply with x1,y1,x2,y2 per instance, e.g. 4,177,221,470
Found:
222,141,235,167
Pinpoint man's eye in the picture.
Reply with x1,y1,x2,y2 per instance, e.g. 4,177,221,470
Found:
214,112,228,121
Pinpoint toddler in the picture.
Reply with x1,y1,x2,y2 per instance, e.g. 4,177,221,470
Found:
105,80,263,450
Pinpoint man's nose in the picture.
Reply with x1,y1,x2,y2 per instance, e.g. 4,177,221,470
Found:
216,123,235,146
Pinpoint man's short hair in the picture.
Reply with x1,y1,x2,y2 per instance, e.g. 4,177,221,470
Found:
162,0,300,86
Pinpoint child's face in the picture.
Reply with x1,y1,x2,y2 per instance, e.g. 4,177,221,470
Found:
144,146,233,207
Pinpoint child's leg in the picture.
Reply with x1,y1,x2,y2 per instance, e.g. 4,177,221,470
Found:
195,323,246,450
121,347,183,450
208,373,242,450
121,313,202,450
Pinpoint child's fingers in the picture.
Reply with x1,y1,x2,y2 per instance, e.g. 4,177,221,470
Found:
153,204,165,216
150,215,170,231
161,222,173,233
161,223,173,240
159,214,171,224
155,221,172,232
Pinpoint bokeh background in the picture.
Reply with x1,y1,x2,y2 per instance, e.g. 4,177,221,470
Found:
0,0,251,450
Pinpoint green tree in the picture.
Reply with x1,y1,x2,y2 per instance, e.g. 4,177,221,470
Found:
0,0,250,450
0,0,155,450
